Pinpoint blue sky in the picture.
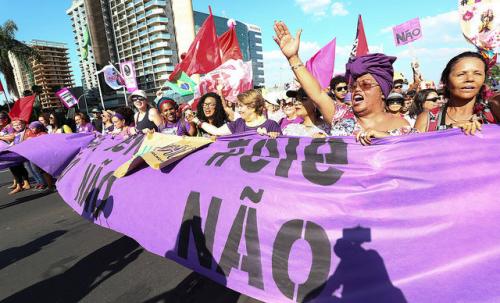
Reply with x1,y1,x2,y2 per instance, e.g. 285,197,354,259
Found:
1,0,474,102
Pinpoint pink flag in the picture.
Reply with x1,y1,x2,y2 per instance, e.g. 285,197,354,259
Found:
393,17,422,47
305,38,336,89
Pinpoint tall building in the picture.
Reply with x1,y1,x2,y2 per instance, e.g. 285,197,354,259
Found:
8,51,33,97
246,24,264,87
107,0,179,91
29,40,74,109
66,0,99,91
193,12,265,87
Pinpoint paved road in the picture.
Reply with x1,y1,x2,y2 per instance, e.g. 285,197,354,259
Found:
0,170,261,303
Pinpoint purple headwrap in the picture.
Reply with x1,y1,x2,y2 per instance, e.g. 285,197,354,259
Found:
29,121,44,130
113,113,125,121
345,53,397,98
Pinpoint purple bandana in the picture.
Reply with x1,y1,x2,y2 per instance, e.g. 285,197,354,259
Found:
345,53,397,98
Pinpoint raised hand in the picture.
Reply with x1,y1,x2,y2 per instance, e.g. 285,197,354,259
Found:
273,21,302,59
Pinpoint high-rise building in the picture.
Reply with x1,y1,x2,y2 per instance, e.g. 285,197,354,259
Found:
29,40,74,109
8,51,33,97
107,0,179,91
246,24,265,87
193,12,265,87
66,0,99,91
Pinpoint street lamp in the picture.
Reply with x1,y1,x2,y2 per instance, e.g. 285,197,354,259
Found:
78,93,89,114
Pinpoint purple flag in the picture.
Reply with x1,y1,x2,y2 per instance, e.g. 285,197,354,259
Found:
306,38,336,89
393,17,422,47
36,126,499,303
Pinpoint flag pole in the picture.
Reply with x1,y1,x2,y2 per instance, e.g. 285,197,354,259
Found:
1,93,10,111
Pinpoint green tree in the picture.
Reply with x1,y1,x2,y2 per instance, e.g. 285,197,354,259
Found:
0,20,39,99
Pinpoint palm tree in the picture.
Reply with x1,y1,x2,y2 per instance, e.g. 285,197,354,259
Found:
0,20,39,99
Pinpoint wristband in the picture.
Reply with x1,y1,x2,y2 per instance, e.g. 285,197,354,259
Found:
291,63,304,70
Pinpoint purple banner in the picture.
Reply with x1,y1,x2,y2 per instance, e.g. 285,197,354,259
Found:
0,133,95,176
43,126,500,302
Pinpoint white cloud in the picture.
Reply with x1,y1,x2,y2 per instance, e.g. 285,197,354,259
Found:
295,0,331,17
331,2,348,16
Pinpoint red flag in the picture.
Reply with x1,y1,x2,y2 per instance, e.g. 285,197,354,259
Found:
169,8,222,80
0,80,5,93
349,15,369,60
218,23,243,63
9,95,36,123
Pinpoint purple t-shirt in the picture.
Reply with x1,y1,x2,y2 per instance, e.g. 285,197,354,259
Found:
0,124,14,135
160,119,190,136
279,116,304,130
227,118,281,134
77,122,96,133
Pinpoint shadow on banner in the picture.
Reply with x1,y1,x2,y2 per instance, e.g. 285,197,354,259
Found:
305,226,407,303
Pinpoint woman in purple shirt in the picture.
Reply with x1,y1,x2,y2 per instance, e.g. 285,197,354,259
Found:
74,112,96,133
190,89,281,137
158,98,196,136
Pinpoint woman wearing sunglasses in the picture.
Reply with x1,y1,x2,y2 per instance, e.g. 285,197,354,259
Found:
130,90,162,133
273,21,411,145
279,98,303,129
408,89,440,122
190,89,281,137
282,88,330,137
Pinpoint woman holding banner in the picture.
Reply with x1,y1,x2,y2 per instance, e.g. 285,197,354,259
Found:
158,98,197,136
48,112,73,134
190,89,281,137
130,90,162,134
273,21,411,145
195,92,229,136
415,51,499,134
282,88,330,137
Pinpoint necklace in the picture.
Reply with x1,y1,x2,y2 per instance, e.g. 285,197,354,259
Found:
445,108,473,123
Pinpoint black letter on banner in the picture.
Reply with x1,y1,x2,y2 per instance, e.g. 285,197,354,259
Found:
217,205,247,277
296,221,331,302
123,135,145,156
177,191,222,270
205,139,251,167
302,138,348,186
240,207,264,290
104,135,135,153
275,138,300,178
240,139,279,173
92,172,117,218
272,219,303,300
272,220,331,301
75,164,96,204
80,159,112,208
59,157,81,181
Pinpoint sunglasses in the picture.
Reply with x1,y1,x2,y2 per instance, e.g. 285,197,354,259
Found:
425,97,440,102
388,100,404,105
335,86,348,92
132,97,145,102
283,102,294,107
349,79,380,92
394,84,403,89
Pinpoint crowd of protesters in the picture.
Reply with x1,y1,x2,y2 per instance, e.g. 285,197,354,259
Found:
1,22,499,195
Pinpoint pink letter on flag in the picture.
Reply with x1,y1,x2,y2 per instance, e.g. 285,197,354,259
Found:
305,38,336,89
393,17,423,47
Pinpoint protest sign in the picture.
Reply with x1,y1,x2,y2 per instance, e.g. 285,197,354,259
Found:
55,88,79,108
44,126,500,303
102,65,124,90
393,18,422,47
119,61,138,93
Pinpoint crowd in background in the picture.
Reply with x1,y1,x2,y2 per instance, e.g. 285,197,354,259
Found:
1,24,499,195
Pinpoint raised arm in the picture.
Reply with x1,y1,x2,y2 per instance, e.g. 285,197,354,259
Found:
273,21,336,123
217,82,235,121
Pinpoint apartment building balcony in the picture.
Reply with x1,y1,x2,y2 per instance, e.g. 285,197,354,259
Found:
152,57,170,65
145,8,163,17
147,17,168,26
149,33,170,41
145,0,166,9
151,49,172,56
150,41,168,50
148,25,166,34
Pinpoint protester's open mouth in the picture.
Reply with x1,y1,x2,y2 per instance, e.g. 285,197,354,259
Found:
353,94,364,104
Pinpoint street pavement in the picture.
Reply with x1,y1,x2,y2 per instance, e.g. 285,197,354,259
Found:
0,170,262,303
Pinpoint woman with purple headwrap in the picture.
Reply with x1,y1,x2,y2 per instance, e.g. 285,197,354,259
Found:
273,21,411,145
